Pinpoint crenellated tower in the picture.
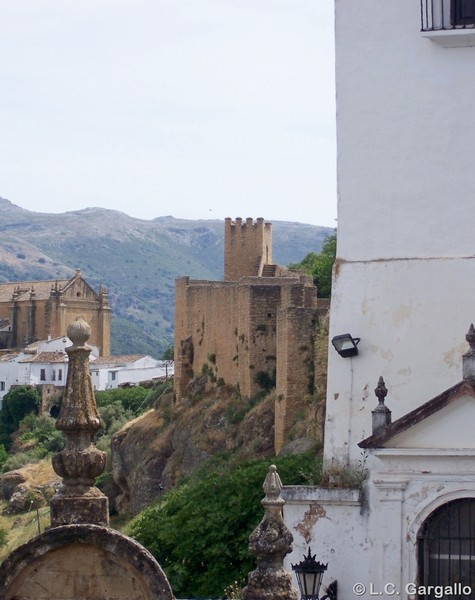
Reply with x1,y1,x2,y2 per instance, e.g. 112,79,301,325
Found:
224,217,272,281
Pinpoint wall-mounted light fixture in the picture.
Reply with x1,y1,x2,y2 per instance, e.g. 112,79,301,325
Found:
331,333,360,358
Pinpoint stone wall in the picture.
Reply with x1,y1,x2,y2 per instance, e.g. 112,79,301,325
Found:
175,275,319,402
275,307,318,453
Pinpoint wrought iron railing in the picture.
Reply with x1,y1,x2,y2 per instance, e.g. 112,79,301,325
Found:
421,0,475,31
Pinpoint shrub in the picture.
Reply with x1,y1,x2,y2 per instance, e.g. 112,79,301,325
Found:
254,370,276,391
0,386,40,448
95,386,149,414
131,452,322,598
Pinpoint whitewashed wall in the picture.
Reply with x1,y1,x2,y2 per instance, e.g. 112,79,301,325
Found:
326,0,475,463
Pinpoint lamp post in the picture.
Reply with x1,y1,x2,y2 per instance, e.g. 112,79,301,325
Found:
292,548,336,600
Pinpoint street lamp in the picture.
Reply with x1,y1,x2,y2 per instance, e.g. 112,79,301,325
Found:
292,547,330,600
331,333,360,358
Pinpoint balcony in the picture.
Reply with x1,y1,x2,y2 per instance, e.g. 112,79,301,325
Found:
421,0,475,30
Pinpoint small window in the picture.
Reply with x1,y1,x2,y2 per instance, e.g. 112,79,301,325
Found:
40,369,46,381
58,369,62,381
111,372,116,381
0,382,5,391
52,370,56,381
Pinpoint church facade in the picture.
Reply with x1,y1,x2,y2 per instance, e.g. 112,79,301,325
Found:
0,270,110,356
283,2,475,597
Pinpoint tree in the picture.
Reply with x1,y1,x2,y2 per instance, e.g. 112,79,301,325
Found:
162,345,174,361
131,453,321,598
289,232,336,298
0,386,40,449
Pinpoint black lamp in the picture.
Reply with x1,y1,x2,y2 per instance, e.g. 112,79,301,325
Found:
331,333,360,358
292,548,328,600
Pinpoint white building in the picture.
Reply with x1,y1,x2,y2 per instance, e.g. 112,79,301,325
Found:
89,355,173,391
284,2,475,597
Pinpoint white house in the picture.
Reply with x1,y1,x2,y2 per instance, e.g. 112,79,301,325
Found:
0,337,100,404
283,1,475,598
89,355,173,391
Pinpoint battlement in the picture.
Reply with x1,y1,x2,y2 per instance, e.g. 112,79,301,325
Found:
224,217,272,281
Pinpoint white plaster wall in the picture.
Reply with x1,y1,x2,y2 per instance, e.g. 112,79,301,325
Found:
330,1,475,462
325,259,475,461
283,452,475,598
283,487,372,600
336,0,475,262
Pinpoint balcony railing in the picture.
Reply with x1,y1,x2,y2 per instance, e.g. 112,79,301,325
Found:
421,0,475,31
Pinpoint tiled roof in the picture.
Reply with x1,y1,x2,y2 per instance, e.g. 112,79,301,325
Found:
19,352,68,364
0,353,20,362
0,279,70,302
90,354,147,368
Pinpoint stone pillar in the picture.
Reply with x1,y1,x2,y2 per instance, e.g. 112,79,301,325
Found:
50,316,109,527
242,465,298,600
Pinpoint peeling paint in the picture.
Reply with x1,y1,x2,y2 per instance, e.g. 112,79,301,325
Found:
362,384,370,401
295,504,327,544
334,393,339,401
397,367,411,377
380,348,393,361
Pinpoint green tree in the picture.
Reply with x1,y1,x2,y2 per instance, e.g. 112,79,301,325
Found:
0,386,40,449
289,232,337,298
131,452,321,598
162,345,174,361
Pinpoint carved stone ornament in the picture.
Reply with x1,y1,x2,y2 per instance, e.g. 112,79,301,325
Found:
50,316,109,527
242,465,298,600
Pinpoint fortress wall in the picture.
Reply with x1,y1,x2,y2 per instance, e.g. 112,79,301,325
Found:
275,306,318,453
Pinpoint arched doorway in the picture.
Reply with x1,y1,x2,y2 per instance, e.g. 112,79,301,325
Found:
418,498,475,598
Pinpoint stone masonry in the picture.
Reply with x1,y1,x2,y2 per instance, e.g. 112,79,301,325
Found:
174,218,326,453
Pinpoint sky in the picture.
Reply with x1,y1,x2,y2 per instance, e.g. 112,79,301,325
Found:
0,1,336,228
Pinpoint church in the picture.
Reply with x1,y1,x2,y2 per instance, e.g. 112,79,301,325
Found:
0,269,110,356
283,1,475,597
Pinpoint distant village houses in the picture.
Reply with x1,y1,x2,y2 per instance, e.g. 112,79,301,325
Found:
0,335,173,410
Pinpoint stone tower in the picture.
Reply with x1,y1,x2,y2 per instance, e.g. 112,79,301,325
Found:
224,217,272,281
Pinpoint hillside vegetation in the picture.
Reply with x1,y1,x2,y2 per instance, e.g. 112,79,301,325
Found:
0,196,332,355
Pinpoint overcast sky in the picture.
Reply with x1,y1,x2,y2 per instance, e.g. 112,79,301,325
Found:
0,1,336,227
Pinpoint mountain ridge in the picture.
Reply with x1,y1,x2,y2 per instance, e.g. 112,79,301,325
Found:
0,196,333,355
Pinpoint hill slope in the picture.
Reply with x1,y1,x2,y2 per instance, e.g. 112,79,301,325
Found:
0,197,332,354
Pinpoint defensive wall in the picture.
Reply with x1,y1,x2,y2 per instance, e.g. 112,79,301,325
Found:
174,218,325,452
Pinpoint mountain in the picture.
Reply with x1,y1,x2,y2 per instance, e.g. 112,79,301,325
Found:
0,197,333,355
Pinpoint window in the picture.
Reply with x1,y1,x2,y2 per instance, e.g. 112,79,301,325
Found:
40,369,46,381
418,498,475,598
52,370,56,381
58,369,62,382
421,0,475,29
452,0,475,25
110,372,116,381
0,382,5,391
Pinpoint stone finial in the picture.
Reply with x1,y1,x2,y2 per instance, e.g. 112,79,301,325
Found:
242,465,298,600
463,324,475,382
50,316,108,527
372,376,391,435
